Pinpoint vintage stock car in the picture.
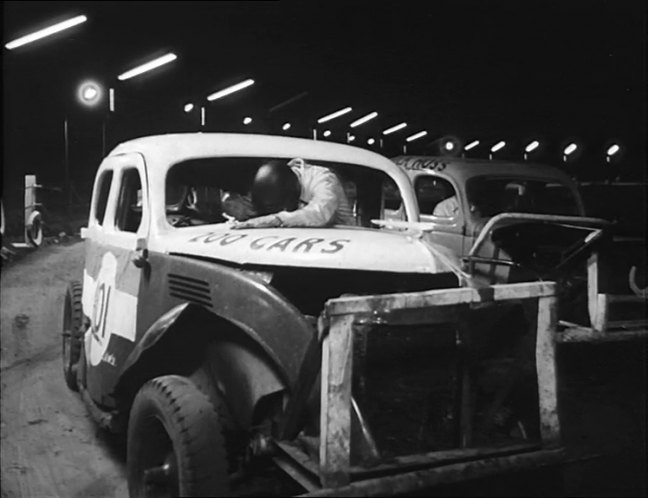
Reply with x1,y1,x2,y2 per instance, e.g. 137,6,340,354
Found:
63,133,568,497
386,155,647,343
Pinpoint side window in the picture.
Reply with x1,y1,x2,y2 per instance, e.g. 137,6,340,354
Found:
416,177,458,218
93,170,113,225
115,168,143,233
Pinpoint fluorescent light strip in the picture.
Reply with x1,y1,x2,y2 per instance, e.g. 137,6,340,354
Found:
317,107,352,124
464,140,480,151
207,78,255,101
5,15,87,50
406,130,427,142
118,53,177,81
525,141,539,153
564,143,578,155
607,144,620,156
491,141,506,152
350,111,378,128
382,122,407,135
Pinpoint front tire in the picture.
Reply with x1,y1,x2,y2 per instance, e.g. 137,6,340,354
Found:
127,375,229,497
62,280,83,391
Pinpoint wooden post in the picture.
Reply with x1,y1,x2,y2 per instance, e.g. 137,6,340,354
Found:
535,295,561,446
320,314,354,488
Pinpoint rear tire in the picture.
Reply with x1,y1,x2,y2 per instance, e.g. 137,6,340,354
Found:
62,280,83,391
128,375,230,497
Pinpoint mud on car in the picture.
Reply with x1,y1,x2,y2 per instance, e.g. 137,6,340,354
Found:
386,155,647,342
63,134,569,497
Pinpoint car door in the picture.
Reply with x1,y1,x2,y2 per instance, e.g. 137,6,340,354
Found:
82,153,149,407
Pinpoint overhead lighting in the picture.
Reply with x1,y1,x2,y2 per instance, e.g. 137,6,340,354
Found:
282,122,291,131
367,138,376,145
382,122,407,135
464,140,480,151
207,78,255,101
564,143,578,155
525,140,540,153
243,116,252,125
317,106,352,124
184,103,194,113
406,130,427,142
490,141,506,153
76,80,103,107
5,14,87,50
109,88,115,112
444,141,455,151
607,144,620,156
350,111,378,128
118,53,177,81
83,86,97,101
323,130,332,137
348,134,356,142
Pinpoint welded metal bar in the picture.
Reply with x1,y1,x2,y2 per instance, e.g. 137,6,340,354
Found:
301,448,565,497
319,313,354,488
557,327,648,343
326,282,556,317
536,295,561,446
349,442,540,477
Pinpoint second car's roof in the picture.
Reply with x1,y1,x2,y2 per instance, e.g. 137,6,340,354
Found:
392,155,575,184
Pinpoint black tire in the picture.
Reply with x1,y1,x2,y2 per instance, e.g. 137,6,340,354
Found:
62,280,83,391
128,375,229,497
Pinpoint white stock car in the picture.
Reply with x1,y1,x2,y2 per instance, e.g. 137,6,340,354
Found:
62,134,569,497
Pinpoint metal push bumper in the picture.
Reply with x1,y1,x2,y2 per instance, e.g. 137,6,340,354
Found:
557,253,647,343
276,281,566,496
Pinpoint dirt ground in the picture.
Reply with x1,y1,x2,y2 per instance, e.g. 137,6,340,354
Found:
1,241,127,498
1,240,645,497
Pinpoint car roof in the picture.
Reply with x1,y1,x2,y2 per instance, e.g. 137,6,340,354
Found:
392,155,576,185
109,133,401,176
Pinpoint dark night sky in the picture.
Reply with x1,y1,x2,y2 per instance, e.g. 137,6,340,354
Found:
2,0,646,192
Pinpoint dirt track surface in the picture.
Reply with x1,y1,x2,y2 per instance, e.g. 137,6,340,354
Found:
1,241,645,497
1,241,127,498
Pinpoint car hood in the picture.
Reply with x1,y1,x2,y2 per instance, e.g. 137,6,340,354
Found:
158,224,454,274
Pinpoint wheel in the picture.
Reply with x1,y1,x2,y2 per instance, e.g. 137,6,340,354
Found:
62,280,83,391
25,210,43,247
128,375,229,497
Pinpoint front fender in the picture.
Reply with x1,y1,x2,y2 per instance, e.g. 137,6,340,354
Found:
114,303,293,427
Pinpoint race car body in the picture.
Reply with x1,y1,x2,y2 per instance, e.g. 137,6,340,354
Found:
388,155,647,341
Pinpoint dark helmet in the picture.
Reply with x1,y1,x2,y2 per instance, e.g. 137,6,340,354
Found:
251,160,300,215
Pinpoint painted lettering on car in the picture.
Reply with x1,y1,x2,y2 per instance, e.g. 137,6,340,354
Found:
395,158,447,172
188,232,350,254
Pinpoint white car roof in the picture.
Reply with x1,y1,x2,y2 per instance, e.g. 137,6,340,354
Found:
111,133,402,176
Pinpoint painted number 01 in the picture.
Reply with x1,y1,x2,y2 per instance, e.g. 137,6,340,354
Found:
92,282,112,342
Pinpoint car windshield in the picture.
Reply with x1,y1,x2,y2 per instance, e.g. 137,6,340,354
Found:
466,176,580,217
165,157,397,228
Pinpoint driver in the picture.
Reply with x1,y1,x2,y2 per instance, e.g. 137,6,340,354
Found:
231,158,355,228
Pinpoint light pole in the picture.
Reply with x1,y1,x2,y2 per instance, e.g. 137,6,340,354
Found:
64,80,106,211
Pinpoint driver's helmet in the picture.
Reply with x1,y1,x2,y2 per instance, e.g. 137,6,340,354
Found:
250,159,300,215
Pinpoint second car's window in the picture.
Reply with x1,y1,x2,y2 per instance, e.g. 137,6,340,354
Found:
415,177,459,218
